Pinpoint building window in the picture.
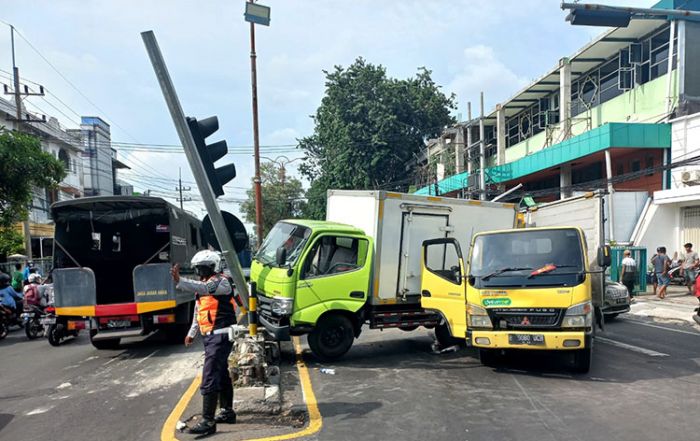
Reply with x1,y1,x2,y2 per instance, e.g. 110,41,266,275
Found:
616,163,624,176
58,149,71,172
631,159,641,173
645,156,654,176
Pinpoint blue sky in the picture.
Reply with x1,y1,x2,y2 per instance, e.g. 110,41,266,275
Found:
0,0,655,224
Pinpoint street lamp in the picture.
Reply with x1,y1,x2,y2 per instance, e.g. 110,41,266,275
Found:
261,155,302,186
244,1,271,244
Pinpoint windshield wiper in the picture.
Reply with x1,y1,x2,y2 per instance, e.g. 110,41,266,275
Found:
481,267,532,281
527,264,581,279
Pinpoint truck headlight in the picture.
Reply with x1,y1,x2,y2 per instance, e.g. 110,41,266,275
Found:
562,301,592,328
270,297,293,315
467,304,493,329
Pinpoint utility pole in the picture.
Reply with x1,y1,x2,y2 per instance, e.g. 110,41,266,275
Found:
5,25,46,260
175,167,192,210
479,92,486,201
249,1,264,246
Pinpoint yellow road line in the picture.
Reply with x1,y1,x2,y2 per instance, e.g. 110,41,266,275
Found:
161,374,201,441
160,337,322,441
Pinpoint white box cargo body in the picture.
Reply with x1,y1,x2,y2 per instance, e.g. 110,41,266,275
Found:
525,192,606,305
327,190,516,305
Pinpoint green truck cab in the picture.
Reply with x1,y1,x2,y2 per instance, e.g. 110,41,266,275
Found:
251,220,374,360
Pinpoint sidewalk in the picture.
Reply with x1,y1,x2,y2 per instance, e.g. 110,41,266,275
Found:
628,285,700,326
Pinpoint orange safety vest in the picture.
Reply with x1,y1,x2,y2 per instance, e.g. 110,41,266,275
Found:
196,274,236,334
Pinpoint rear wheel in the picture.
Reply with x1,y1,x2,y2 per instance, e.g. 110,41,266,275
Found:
47,325,62,347
398,325,419,332
0,322,7,340
25,318,43,339
572,345,592,374
163,324,190,344
308,314,355,362
90,330,121,350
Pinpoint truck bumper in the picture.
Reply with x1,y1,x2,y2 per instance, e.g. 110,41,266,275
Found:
467,329,590,350
259,314,291,341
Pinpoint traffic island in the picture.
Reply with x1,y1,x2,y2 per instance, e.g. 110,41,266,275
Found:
170,339,315,441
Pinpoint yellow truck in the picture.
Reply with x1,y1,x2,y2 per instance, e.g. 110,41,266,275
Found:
420,193,610,373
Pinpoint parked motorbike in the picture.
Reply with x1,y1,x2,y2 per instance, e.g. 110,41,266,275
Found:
22,304,46,339
44,307,84,346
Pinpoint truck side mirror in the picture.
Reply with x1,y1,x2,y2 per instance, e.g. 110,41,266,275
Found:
597,245,611,268
276,246,287,267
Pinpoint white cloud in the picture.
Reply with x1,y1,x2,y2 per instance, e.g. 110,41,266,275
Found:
446,45,529,115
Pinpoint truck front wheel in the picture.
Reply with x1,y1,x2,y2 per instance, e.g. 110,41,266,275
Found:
572,346,592,374
308,314,355,362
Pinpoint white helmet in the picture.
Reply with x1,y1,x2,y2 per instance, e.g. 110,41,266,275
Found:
28,273,42,284
191,250,221,272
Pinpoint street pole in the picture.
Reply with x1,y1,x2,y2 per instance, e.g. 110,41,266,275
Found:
479,91,486,201
141,30,251,310
249,10,264,246
10,25,32,259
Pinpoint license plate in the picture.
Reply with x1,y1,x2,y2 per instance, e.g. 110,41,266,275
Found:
41,317,56,325
107,320,131,328
616,298,628,304
508,334,545,346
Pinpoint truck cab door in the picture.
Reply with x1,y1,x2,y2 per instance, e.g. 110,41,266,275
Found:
420,238,467,339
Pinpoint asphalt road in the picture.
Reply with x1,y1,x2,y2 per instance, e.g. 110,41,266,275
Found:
0,328,201,441
1,315,698,441
300,317,700,441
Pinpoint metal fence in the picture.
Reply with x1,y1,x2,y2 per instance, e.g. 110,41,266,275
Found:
0,257,53,278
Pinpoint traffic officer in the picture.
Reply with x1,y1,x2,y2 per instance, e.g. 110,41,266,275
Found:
171,250,236,436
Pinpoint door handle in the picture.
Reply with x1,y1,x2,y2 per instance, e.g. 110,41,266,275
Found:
421,290,431,297
349,291,364,299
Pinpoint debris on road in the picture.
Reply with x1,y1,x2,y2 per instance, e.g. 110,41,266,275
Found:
319,368,336,375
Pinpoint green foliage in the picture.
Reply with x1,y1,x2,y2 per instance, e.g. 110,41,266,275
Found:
299,58,456,219
0,228,24,256
240,162,307,237
0,128,66,254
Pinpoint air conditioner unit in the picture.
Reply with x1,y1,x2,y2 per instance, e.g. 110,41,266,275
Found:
681,170,700,186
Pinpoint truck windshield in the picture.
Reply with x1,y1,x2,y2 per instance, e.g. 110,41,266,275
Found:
255,222,311,267
469,229,585,288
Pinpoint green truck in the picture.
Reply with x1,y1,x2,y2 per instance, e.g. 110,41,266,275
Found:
250,190,516,360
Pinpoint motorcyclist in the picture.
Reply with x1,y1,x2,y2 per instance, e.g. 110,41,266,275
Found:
23,273,44,309
170,250,236,436
0,272,23,321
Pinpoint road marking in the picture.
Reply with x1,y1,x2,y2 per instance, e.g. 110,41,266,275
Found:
161,374,201,441
621,318,700,336
160,336,322,441
136,349,160,365
597,337,670,357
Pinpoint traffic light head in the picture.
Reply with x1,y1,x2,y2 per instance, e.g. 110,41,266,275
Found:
187,116,236,197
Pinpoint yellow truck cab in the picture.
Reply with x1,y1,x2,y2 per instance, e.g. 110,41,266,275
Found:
421,226,608,373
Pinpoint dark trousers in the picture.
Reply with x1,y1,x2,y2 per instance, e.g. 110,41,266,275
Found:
201,333,233,396
622,280,635,297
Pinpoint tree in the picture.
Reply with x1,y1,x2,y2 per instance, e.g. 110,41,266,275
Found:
240,162,307,236
0,128,66,255
299,58,456,219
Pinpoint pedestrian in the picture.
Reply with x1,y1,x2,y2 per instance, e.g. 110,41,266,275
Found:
620,250,637,302
22,261,31,282
11,263,23,292
170,250,236,436
651,247,671,299
680,242,699,294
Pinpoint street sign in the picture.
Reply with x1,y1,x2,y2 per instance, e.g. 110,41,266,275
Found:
244,2,271,26
202,211,249,253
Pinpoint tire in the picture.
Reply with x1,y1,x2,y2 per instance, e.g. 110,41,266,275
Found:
398,325,419,332
47,325,62,347
479,349,502,367
0,322,7,340
163,324,190,344
90,330,121,350
25,319,42,339
307,314,355,362
605,313,620,321
572,345,592,374
434,322,464,348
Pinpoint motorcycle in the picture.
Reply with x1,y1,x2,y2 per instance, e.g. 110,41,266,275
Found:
0,305,12,340
22,304,46,340
44,307,84,346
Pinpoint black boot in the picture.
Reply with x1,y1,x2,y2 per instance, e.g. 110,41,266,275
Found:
189,393,217,436
215,386,236,424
